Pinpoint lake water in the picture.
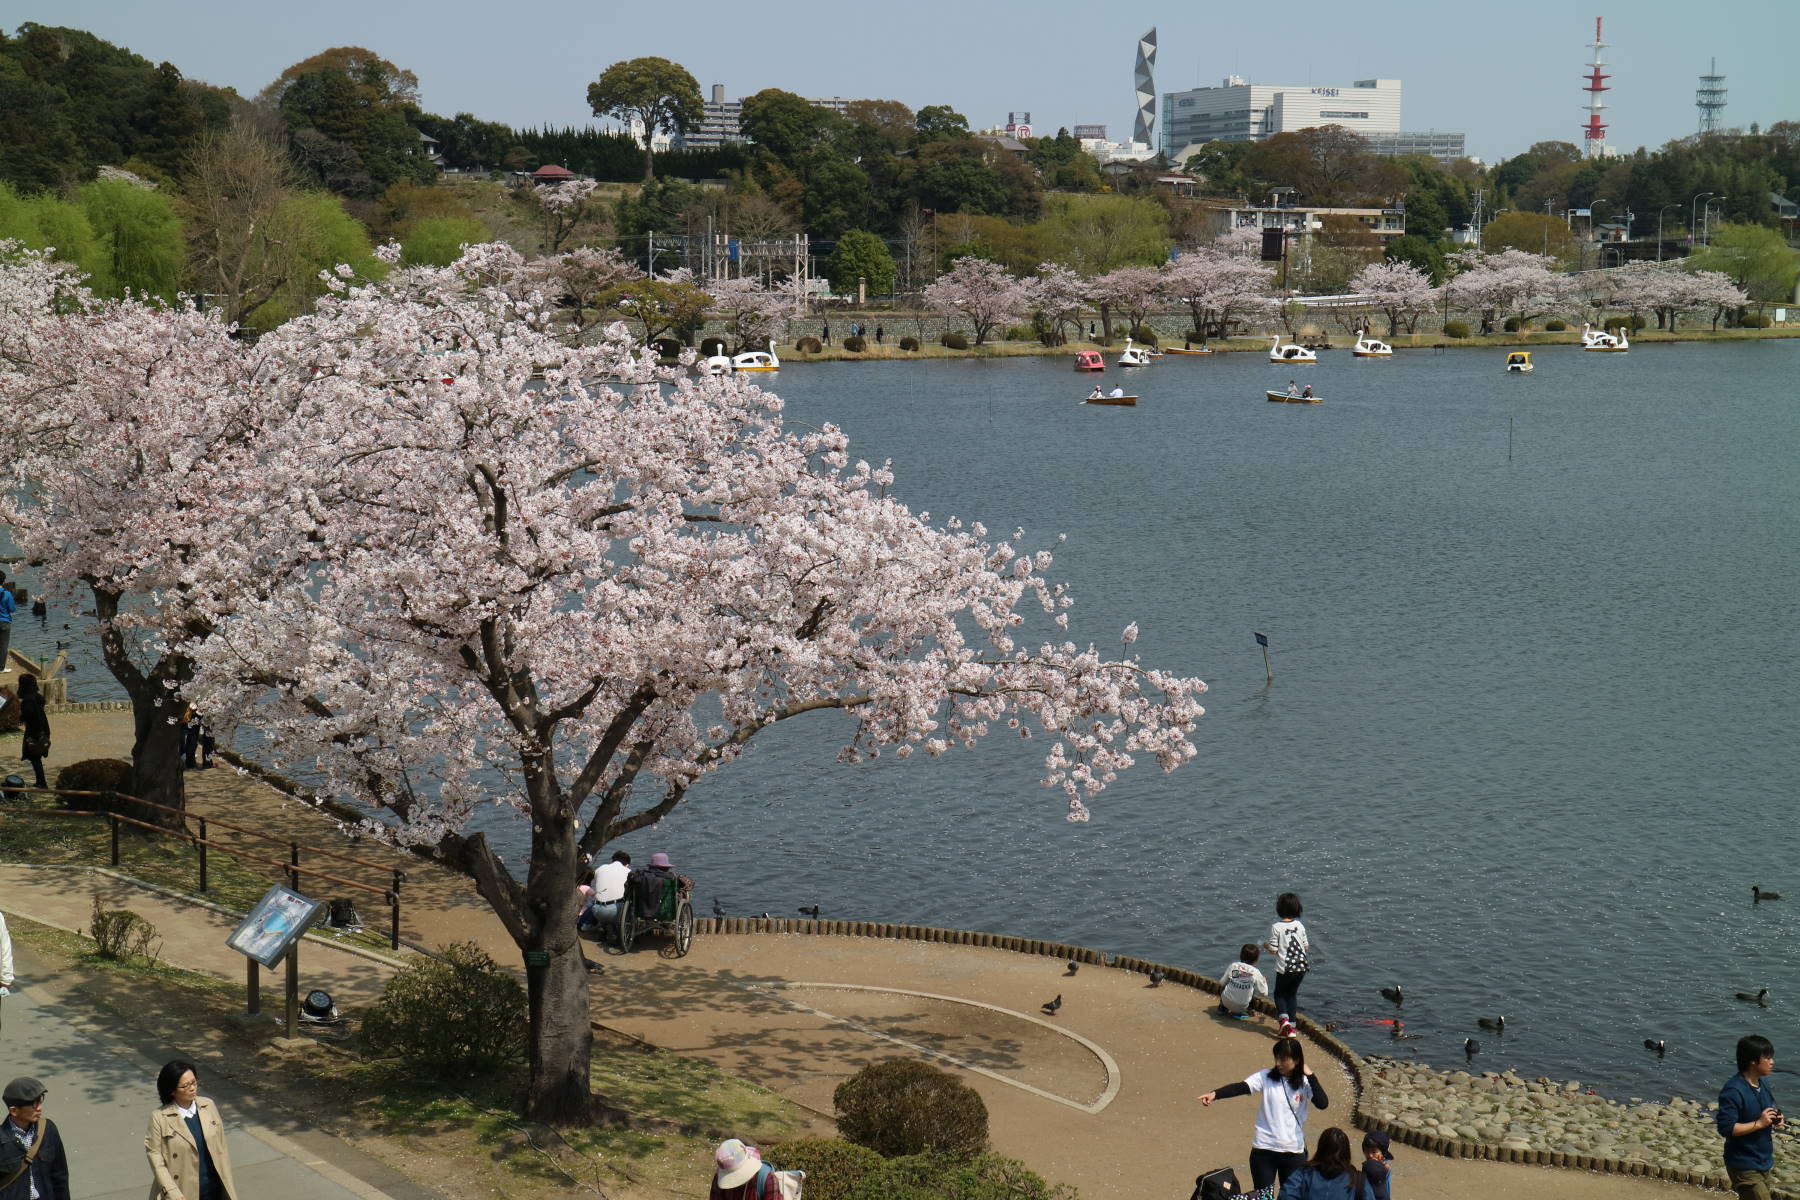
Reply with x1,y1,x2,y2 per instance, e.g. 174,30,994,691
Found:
29,339,1800,1100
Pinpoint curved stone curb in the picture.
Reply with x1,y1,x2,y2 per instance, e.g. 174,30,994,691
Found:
749,981,1121,1114
695,918,1779,1193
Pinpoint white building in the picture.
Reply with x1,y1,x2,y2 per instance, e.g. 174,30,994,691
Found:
1161,77,1403,154
676,84,853,151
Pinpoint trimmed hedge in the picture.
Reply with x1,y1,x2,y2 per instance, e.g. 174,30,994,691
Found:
1544,319,1567,332
1503,316,1523,332
843,334,866,352
1443,321,1472,338
1128,325,1158,345
835,1059,987,1159
939,332,970,351
1740,312,1771,328
766,1139,885,1200
898,336,920,351
363,941,527,1081
794,336,824,354
699,337,726,356
844,1152,1075,1200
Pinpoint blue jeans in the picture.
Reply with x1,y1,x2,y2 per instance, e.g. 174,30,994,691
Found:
579,899,620,930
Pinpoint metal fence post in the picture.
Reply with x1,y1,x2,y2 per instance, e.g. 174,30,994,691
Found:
287,841,300,891
197,818,208,892
109,812,120,866
387,890,400,950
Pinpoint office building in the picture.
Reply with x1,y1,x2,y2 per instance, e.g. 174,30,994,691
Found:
675,84,853,151
1160,76,1465,165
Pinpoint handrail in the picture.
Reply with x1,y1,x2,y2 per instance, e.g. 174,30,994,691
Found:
1,787,405,949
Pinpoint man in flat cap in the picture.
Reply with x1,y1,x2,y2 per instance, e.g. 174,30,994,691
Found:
0,1077,68,1200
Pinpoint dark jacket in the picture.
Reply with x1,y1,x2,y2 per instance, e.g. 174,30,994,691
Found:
1277,1165,1369,1200
19,693,48,743
0,1115,69,1200
1719,1072,1777,1171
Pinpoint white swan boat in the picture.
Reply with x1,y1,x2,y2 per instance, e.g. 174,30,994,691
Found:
1580,323,1629,352
1117,338,1155,367
732,349,780,372
1351,329,1393,357
700,354,732,376
1269,335,1317,364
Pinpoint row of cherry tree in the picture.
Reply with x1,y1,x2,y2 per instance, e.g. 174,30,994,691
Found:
0,238,1206,1125
917,237,1751,343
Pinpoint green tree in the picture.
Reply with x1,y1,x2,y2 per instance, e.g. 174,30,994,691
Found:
595,276,712,344
0,183,111,291
825,230,896,296
1039,193,1169,274
1690,222,1799,303
265,47,432,197
805,159,872,238
244,190,385,331
739,89,829,166
915,105,971,143
1480,211,1580,265
400,215,492,267
183,117,300,327
585,57,703,181
1384,233,1448,282
79,177,183,300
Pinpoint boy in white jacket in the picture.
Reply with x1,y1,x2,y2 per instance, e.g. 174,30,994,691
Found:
1218,942,1269,1018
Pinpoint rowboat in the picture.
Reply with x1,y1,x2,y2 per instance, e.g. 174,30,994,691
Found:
1266,390,1321,404
1163,344,1214,355
1084,394,1138,406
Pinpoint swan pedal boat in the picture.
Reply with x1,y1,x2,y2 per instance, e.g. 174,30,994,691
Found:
1579,323,1629,352
732,350,780,372
1073,350,1105,371
1351,330,1394,357
1269,336,1317,363
1116,338,1155,367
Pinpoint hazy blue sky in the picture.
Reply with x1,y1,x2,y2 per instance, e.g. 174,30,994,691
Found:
10,0,1795,164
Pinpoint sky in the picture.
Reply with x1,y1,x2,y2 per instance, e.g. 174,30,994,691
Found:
9,0,1797,165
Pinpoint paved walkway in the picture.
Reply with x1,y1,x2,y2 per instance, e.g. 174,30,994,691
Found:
1,713,1706,1199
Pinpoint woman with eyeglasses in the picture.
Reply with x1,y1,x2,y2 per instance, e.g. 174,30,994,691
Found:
145,1061,237,1200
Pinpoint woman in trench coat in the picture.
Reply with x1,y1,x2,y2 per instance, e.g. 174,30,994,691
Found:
144,1060,237,1200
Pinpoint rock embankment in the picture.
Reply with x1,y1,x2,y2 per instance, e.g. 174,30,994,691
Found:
1360,1055,1797,1195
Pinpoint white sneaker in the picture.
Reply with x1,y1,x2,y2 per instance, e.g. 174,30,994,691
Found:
1279,1018,1297,1038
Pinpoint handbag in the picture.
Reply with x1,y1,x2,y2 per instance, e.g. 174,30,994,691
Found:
1190,1165,1242,1200
20,732,48,759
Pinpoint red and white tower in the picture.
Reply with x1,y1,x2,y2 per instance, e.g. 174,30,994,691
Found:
1581,17,1610,157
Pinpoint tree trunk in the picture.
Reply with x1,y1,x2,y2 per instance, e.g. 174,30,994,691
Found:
1098,303,1113,341
642,134,656,182
521,796,595,1123
128,695,188,827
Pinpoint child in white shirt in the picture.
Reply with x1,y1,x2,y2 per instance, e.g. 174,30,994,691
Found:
1218,942,1269,1018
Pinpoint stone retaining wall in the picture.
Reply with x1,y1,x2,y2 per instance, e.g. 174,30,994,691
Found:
695,916,1774,1195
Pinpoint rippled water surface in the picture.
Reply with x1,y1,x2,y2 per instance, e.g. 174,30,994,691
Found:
30,338,1800,1099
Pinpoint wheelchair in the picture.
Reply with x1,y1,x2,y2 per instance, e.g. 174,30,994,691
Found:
612,876,694,957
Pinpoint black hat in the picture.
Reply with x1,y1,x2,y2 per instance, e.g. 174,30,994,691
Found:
3,1077,47,1106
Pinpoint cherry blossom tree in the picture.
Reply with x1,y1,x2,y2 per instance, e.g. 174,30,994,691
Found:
1087,266,1165,340
1214,227,1264,260
1349,260,1436,336
184,245,1207,1124
0,246,267,820
1673,269,1749,330
1439,249,1560,335
923,256,1030,344
1163,249,1275,341
531,179,604,254
706,275,789,351
513,246,641,337
1027,262,1087,346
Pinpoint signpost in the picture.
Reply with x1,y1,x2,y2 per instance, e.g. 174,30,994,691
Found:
227,884,324,1039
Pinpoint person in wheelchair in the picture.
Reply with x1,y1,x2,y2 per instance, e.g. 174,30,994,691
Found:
628,852,693,913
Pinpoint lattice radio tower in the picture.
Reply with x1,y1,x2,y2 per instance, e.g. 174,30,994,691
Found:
1696,59,1727,134
1581,17,1610,157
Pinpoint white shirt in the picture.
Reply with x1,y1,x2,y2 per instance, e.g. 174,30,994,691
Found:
1219,961,1269,1012
0,912,13,989
1243,1069,1316,1152
592,861,631,903
1266,919,1309,973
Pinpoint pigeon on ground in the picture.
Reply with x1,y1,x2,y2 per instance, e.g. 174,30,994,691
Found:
1147,969,1165,988
1041,994,1063,1016
1381,986,1404,1005
712,898,727,918
1065,961,1079,977
1478,1016,1506,1032
1755,886,1783,902
1644,1039,1667,1056
798,905,821,919
1737,989,1770,1005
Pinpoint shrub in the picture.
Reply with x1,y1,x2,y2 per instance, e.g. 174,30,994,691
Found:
1000,325,1031,341
939,332,970,350
767,1139,885,1200
1602,313,1646,332
1443,321,1471,339
54,758,172,827
1544,319,1567,332
1503,316,1522,332
834,1059,988,1159
89,896,162,962
844,1153,1076,1200
1739,312,1771,328
897,335,920,351
794,336,824,354
699,337,726,356
652,337,682,359
1128,325,1158,345
0,687,19,735
363,941,528,1081
843,334,866,352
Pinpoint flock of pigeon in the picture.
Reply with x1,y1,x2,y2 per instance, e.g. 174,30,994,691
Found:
1380,886,1782,1063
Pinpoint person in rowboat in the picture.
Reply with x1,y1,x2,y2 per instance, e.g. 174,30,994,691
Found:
1302,384,1313,399
1088,383,1104,399
1109,385,1125,398
1287,380,1299,397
